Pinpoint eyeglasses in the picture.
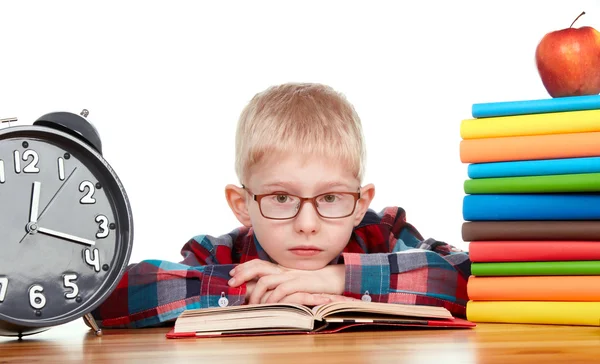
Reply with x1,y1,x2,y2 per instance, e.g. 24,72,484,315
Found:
242,185,361,220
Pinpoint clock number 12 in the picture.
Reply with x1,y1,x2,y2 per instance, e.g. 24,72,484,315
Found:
14,150,40,174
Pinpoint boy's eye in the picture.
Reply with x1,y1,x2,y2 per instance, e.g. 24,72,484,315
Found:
321,194,337,203
275,194,290,203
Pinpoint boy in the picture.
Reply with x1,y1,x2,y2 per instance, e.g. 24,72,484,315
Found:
91,83,471,328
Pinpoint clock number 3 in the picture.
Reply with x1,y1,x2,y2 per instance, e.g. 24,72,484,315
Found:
96,215,109,238
0,277,8,303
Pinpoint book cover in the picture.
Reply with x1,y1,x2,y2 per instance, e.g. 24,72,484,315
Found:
467,156,600,179
462,194,600,221
462,221,600,241
466,301,600,326
467,275,600,301
459,131,600,163
463,173,600,194
471,261,600,276
471,94,600,118
469,241,600,262
461,109,600,139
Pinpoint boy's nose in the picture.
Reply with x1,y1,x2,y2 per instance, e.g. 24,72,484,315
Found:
293,200,321,234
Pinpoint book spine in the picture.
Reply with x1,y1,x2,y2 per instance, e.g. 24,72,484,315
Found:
466,301,600,326
471,95,600,118
462,194,600,221
467,156,600,179
463,173,600,194
459,131,600,164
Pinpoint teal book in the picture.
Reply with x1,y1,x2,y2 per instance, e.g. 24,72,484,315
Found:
463,194,600,220
472,94,600,118
467,156,600,179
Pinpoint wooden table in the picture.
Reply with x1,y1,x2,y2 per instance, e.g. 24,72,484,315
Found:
1,319,599,363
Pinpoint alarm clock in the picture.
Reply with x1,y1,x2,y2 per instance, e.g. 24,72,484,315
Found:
0,110,134,338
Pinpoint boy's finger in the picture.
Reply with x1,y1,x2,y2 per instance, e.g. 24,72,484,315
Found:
249,275,290,304
280,293,330,306
229,261,282,287
320,294,360,302
229,259,272,275
265,280,307,304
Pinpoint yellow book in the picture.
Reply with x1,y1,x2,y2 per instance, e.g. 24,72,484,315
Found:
466,301,600,326
460,109,600,139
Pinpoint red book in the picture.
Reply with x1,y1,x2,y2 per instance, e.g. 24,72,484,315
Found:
469,241,600,262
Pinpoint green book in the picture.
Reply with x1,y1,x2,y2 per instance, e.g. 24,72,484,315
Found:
472,261,600,276
464,173,600,194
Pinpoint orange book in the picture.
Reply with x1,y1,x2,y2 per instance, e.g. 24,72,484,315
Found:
460,131,600,163
467,275,600,301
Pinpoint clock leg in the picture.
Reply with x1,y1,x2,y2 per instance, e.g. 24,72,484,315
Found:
83,313,103,337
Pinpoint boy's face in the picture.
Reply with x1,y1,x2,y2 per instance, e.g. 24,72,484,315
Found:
226,153,375,271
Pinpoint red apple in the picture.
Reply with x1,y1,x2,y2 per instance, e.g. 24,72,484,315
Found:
535,11,600,98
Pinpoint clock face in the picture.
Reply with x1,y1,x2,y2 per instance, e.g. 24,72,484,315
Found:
0,126,132,329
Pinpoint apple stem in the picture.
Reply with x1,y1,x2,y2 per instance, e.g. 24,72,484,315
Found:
570,11,586,28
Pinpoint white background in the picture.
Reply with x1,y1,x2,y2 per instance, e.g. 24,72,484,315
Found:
2,0,599,264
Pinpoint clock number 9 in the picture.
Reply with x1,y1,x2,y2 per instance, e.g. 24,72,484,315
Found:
29,285,46,309
0,277,7,303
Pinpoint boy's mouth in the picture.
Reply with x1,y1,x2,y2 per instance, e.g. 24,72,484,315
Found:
289,245,323,257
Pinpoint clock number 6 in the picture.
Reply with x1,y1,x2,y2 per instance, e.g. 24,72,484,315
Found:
29,285,46,309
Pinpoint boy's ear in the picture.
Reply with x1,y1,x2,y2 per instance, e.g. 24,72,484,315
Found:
353,183,375,226
225,184,253,227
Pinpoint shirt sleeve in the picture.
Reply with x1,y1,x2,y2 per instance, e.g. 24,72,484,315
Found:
341,208,471,318
90,231,248,328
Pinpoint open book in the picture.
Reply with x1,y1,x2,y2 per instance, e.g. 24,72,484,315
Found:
166,301,475,338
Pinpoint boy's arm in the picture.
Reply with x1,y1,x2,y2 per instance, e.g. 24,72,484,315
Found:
342,207,471,317
90,230,249,328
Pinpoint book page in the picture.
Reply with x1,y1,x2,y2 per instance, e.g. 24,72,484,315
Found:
178,302,314,319
312,301,453,321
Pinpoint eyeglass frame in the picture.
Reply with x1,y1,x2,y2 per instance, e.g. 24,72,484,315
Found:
241,184,361,220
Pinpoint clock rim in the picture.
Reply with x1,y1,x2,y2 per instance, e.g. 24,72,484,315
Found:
0,125,134,330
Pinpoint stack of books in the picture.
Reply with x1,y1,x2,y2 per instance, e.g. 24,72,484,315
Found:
459,95,600,326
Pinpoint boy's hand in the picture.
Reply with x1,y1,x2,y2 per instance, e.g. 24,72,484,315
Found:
228,259,346,304
260,292,359,306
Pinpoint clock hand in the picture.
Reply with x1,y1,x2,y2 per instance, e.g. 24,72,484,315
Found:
36,166,77,221
29,181,41,223
19,167,77,244
37,226,95,246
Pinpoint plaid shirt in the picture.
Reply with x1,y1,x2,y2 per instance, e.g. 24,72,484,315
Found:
91,206,471,328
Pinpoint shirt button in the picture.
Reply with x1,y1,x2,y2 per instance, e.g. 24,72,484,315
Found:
218,292,229,307
361,291,372,302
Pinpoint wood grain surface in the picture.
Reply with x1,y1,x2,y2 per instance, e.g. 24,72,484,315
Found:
1,319,600,363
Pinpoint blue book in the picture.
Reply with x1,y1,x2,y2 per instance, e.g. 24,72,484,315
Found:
463,194,600,221
472,95,600,118
468,156,600,179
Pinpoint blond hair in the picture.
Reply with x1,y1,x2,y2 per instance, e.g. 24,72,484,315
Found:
235,83,366,184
